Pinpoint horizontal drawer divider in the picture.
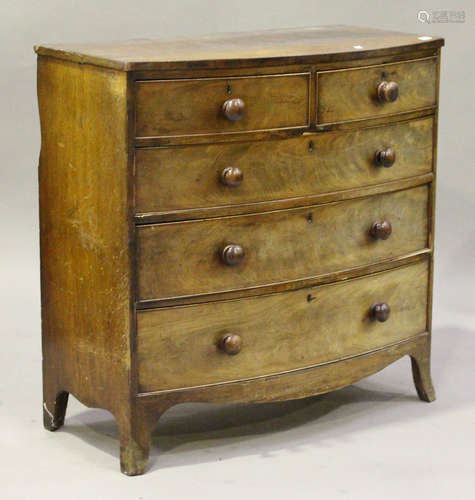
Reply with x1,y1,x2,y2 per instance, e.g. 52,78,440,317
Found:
135,173,433,225
134,108,436,148
136,250,431,310
136,331,429,397
315,106,436,131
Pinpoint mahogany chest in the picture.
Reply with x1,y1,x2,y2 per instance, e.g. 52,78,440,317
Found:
36,26,444,475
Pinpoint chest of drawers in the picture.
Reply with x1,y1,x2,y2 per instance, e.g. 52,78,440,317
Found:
36,26,443,475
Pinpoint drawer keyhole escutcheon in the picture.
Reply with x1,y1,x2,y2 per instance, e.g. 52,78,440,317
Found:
222,98,246,121
374,147,396,167
220,166,243,187
370,220,392,240
377,81,399,103
221,244,245,266
370,302,391,322
219,333,242,355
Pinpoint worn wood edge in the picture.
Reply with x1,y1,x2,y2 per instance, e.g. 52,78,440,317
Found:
34,38,444,72
136,332,430,400
316,55,436,75
136,250,431,310
426,48,442,335
136,178,432,227
133,49,439,80
127,71,140,404
34,46,128,71
314,107,436,133
317,106,436,128
136,125,310,144
135,173,433,224
135,112,434,150
129,41,445,71
134,108,435,147
135,70,311,83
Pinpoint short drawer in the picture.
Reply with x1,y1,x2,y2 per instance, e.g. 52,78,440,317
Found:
136,185,429,302
317,58,437,124
136,117,433,218
137,260,429,392
136,73,310,138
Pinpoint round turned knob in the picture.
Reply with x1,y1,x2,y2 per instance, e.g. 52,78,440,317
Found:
221,244,245,266
375,147,396,168
222,98,246,121
219,333,242,355
370,220,392,240
220,166,243,187
377,81,399,103
370,302,391,322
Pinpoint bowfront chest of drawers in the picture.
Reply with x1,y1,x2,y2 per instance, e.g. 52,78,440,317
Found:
36,26,444,475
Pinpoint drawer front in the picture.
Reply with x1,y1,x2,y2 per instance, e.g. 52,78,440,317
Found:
317,58,437,124
136,73,310,138
136,117,433,216
137,260,429,392
137,185,429,301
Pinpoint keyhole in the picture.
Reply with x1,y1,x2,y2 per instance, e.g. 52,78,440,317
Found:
308,140,314,152
226,84,232,95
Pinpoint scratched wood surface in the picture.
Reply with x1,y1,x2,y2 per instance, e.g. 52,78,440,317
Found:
36,28,442,475
38,57,132,414
137,185,429,302
317,57,437,124
138,333,433,402
135,73,309,138
34,25,443,71
136,117,433,217
137,260,428,392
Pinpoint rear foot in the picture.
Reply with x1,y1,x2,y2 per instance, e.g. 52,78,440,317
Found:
43,391,69,431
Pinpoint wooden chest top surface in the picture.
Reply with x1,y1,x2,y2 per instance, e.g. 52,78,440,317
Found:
34,25,443,71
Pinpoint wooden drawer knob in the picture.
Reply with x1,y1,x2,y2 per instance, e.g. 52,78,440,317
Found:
377,81,399,103
221,166,243,187
370,302,391,322
375,147,396,167
221,244,245,266
219,333,242,355
370,220,392,240
222,98,246,121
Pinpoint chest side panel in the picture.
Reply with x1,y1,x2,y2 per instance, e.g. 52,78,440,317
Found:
38,56,132,411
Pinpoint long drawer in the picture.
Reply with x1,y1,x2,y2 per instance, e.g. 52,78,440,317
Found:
136,72,310,138
136,260,429,393
136,185,429,302
317,58,437,124
135,117,433,218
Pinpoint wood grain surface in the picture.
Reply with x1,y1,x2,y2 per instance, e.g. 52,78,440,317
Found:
36,30,442,475
38,57,132,414
136,117,433,216
137,185,429,301
136,73,310,138
137,261,428,392
317,57,437,124
137,332,433,401
34,25,443,71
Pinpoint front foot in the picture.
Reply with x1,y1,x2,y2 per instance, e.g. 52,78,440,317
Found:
410,341,436,402
117,403,168,476
120,440,150,476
